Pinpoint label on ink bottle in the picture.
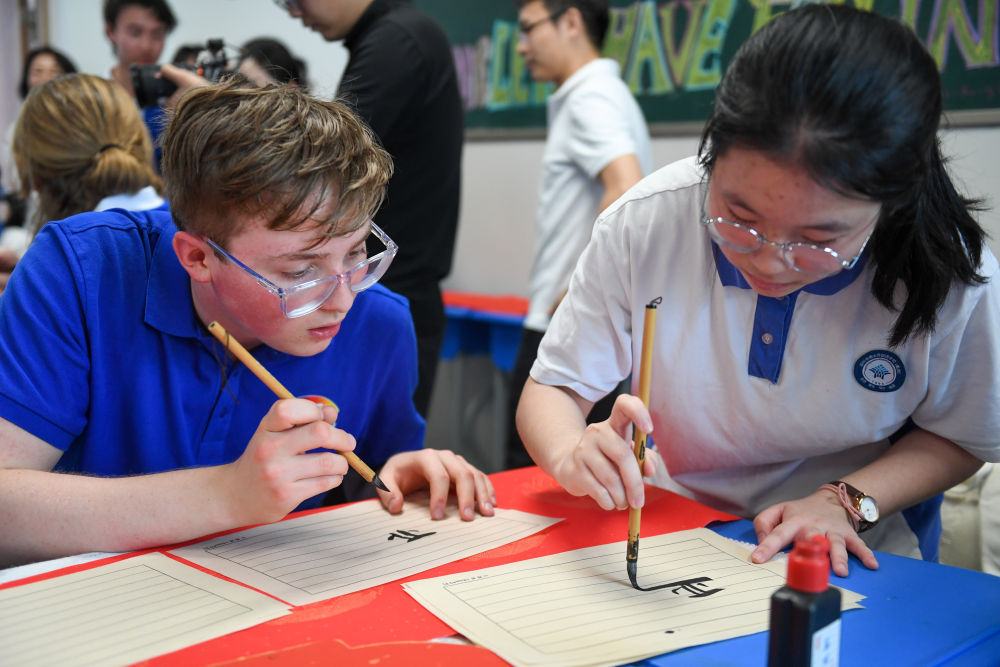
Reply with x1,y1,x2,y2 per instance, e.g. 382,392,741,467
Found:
811,618,841,667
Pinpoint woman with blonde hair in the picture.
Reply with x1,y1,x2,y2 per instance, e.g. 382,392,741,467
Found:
12,73,165,240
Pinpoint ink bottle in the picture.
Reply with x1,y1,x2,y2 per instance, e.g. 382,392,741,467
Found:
767,534,841,666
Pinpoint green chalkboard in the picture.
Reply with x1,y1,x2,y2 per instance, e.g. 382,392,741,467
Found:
415,0,1000,135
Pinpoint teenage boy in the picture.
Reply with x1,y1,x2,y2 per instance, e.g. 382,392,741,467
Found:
0,79,495,568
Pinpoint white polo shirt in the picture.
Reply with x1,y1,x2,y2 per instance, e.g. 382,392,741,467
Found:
532,156,1000,559
525,58,653,332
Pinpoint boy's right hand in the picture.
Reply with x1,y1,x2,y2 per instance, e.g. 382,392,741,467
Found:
223,398,354,525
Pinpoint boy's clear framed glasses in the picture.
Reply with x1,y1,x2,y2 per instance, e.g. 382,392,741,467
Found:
205,221,398,319
272,0,301,12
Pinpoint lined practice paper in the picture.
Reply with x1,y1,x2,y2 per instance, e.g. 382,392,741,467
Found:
0,552,289,667
171,497,561,606
404,528,864,667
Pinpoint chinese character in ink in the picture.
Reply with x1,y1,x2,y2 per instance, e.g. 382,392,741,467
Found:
665,576,723,598
387,529,436,543
634,574,724,596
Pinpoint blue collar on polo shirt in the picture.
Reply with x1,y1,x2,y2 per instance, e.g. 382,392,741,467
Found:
711,241,869,383
145,215,211,340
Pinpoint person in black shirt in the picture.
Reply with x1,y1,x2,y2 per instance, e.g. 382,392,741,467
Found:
279,0,464,417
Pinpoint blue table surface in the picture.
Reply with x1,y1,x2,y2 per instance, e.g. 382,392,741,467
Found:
627,520,1000,667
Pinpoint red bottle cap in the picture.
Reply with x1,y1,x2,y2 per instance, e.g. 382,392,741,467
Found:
786,534,831,593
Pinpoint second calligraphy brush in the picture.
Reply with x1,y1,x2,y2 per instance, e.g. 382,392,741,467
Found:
207,320,390,493
627,296,661,589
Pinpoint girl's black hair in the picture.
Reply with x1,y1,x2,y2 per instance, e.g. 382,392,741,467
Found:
18,47,78,99
698,4,987,346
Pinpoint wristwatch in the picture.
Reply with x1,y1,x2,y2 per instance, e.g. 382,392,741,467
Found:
824,480,880,533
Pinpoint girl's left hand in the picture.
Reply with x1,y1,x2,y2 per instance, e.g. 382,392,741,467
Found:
751,487,879,576
377,449,497,521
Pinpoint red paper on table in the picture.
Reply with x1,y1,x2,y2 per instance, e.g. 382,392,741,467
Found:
134,467,736,667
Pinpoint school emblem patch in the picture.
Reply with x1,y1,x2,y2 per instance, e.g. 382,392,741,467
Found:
854,350,906,392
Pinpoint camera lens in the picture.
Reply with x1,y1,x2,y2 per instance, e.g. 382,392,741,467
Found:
130,64,178,108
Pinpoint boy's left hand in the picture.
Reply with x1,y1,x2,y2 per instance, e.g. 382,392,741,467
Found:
377,449,497,521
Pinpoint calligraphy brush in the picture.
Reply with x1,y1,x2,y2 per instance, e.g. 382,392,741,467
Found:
627,297,660,589
207,320,389,492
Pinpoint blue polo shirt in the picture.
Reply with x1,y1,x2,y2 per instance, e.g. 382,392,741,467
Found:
0,208,424,510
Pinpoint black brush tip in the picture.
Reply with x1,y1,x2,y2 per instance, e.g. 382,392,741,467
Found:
627,559,640,590
371,474,390,493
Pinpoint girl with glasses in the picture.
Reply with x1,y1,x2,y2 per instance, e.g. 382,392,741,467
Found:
516,4,998,576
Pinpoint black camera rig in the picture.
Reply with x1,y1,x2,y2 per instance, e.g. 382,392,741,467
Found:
131,39,229,108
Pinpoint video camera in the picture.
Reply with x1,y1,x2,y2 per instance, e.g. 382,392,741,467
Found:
131,39,229,108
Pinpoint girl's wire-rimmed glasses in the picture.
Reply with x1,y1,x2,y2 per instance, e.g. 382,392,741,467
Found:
701,205,875,278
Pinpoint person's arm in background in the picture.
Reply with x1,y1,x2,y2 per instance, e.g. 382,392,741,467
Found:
548,154,644,315
160,64,210,108
597,154,643,212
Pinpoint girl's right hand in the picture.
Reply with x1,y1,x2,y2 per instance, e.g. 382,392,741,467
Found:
551,394,657,511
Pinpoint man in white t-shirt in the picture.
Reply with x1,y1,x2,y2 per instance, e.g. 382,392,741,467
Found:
506,0,653,469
